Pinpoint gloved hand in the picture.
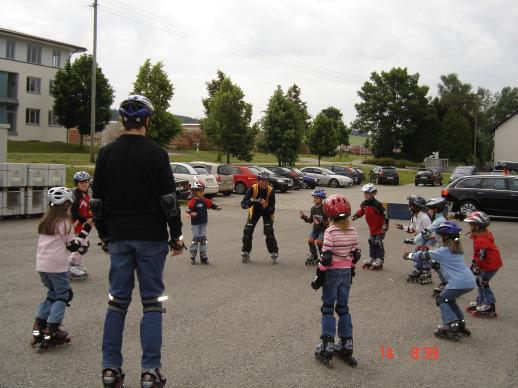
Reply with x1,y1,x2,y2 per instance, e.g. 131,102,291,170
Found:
431,260,440,270
311,267,326,290
382,224,389,232
98,239,109,254
351,214,358,221
395,223,403,230
351,248,361,264
403,238,414,245
470,261,480,275
78,222,92,239
169,237,185,255
402,252,413,261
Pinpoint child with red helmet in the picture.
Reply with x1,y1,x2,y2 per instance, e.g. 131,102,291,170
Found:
464,211,502,318
185,180,222,264
311,194,360,367
300,188,329,266
352,184,389,270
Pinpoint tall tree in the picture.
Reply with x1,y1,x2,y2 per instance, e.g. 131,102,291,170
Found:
202,70,226,115
306,110,339,166
321,107,349,160
440,109,472,162
52,54,114,147
262,86,304,166
202,74,256,163
353,67,433,159
490,86,518,126
286,84,312,135
132,59,182,146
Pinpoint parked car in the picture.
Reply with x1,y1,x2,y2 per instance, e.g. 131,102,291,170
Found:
327,165,361,184
353,167,365,183
441,175,518,216
287,167,320,188
189,161,234,196
170,162,219,196
267,166,303,189
300,167,353,188
230,165,260,194
253,166,294,192
174,178,192,200
415,168,443,186
449,165,478,183
368,166,399,185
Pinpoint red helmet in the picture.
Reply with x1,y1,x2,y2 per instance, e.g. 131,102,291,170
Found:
323,194,351,219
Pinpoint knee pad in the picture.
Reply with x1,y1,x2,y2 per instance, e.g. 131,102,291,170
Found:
435,295,455,307
308,237,316,244
200,236,207,245
243,223,254,238
315,240,323,247
142,295,168,314
321,303,334,316
481,279,490,288
48,287,74,307
335,304,349,316
108,294,131,315
264,223,274,237
368,237,375,247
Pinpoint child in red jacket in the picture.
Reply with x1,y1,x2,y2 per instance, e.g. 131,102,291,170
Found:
352,184,389,270
464,211,502,318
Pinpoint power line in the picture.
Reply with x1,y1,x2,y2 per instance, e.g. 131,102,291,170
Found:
99,0,363,84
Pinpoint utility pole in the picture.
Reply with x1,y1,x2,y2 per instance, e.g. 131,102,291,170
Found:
89,0,98,163
473,114,477,165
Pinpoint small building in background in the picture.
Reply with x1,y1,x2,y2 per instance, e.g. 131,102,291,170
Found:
170,123,211,150
493,111,518,164
0,28,86,142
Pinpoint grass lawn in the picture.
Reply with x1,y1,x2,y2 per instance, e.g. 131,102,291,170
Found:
348,135,368,146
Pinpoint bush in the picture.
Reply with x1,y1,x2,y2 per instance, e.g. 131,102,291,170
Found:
363,158,422,168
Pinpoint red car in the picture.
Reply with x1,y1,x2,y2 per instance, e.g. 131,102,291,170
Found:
231,165,260,194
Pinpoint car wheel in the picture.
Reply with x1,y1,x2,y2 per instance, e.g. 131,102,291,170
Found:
223,191,232,196
329,179,339,188
460,200,478,215
415,182,419,186
280,188,288,193
235,182,246,194
300,181,308,189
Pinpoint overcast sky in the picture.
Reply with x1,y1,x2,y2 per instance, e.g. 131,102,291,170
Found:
4,0,518,123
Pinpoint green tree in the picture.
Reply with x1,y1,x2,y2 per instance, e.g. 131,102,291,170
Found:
202,70,226,115
286,84,311,135
490,86,518,126
353,67,433,159
201,74,256,164
132,59,182,146
262,86,304,166
440,109,472,163
52,54,114,147
306,111,338,166
321,107,348,160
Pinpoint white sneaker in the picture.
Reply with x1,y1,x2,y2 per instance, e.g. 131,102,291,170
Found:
271,252,279,264
69,265,87,278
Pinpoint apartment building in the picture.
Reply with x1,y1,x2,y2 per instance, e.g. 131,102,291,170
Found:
0,28,86,142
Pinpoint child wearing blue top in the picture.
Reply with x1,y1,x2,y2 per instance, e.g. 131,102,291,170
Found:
404,221,476,341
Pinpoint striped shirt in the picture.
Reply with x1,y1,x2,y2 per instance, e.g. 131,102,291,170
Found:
319,225,359,271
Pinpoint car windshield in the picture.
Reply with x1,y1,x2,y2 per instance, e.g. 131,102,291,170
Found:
454,167,473,174
230,166,241,174
194,167,210,175
277,167,290,173
417,170,432,174
248,167,261,175
291,168,303,174
382,167,396,171
321,168,335,174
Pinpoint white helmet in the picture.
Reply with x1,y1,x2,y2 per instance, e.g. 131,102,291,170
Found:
48,187,75,206
191,180,206,191
361,183,377,193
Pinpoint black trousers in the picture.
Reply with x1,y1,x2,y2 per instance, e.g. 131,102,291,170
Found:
242,211,278,254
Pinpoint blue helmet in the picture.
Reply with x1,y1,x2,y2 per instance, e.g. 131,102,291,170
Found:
73,171,91,183
119,95,154,120
311,188,327,199
436,221,462,237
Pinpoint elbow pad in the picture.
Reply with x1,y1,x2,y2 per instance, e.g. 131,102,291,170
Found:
418,250,431,261
321,251,333,267
161,193,178,218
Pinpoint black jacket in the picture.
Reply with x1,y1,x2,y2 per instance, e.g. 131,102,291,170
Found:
92,134,182,242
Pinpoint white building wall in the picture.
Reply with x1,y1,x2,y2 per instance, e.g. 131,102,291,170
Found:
494,113,518,163
0,32,83,142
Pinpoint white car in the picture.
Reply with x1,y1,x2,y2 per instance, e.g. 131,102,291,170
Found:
170,162,219,196
300,167,354,188
189,161,234,196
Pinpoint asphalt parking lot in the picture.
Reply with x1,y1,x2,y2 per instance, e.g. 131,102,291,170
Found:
0,183,516,387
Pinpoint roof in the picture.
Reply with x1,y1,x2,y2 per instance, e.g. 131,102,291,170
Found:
0,27,87,52
493,110,518,132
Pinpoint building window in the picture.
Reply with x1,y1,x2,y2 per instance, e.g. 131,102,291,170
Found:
48,110,60,126
52,49,61,67
27,44,42,64
49,80,55,95
6,40,16,59
26,108,40,125
26,77,41,93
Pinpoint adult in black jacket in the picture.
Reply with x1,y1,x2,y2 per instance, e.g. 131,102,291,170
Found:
240,172,279,264
92,95,183,388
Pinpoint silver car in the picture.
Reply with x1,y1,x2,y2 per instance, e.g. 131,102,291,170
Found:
189,162,234,196
300,167,354,188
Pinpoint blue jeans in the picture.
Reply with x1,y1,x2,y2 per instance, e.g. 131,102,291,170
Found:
438,288,473,324
369,233,385,260
476,271,498,305
36,272,70,324
102,240,169,370
190,224,208,258
321,269,353,339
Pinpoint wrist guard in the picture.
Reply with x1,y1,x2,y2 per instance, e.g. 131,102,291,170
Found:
320,251,333,267
311,267,326,290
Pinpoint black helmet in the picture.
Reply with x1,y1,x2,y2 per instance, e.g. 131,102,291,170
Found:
407,195,426,209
